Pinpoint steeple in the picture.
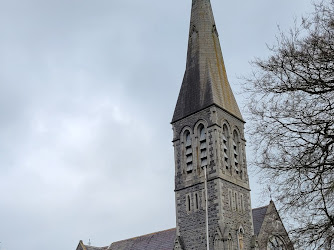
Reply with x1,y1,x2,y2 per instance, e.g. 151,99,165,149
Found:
172,0,243,123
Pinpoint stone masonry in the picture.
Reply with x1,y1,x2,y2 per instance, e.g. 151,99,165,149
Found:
171,0,255,248
172,105,254,250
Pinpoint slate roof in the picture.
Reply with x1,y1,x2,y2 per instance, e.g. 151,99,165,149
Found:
82,207,268,250
108,228,176,250
85,246,108,250
172,0,243,123
78,240,108,250
252,205,269,236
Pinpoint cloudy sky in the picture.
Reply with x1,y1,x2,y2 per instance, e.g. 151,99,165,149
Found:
0,0,315,249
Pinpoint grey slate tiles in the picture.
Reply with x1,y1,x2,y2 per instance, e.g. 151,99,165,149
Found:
172,0,243,123
252,205,269,236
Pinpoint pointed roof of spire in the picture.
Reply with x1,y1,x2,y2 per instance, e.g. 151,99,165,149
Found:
172,0,243,123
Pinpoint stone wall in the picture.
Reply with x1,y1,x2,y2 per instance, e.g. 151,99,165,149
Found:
173,105,254,249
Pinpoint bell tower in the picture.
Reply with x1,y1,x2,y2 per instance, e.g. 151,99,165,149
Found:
172,0,255,249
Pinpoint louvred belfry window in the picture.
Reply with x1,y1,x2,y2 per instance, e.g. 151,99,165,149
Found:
185,131,193,173
222,125,229,170
233,131,240,174
199,125,207,168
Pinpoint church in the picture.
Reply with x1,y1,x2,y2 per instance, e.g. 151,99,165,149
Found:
76,0,294,249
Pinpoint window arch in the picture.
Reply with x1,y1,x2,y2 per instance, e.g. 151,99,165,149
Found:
198,124,208,168
222,124,230,170
232,130,240,174
184,130,193,173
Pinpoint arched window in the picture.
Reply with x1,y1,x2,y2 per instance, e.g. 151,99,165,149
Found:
234,192,238,211
238,228,244,250
184,130,193,173
198,125,207,168
201,190,207,210
228,189,233,210
195,193,199,210
267,236,286,250
233,130,240,174
227,234,233,250
222,125,230,170
240,193,244,212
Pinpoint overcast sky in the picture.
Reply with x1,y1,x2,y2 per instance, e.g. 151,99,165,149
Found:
0,0,315,249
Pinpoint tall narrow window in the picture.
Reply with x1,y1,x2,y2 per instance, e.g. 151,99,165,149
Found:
233,131,240,174
240,194,244,212
195,193,199,210
198,125,207,168
234,192,238,211
184,131,193,173
202,190,207,210
186,194,191,212
222,125,230,170
228,189,233,210
238,228,244,250
228,234,233,250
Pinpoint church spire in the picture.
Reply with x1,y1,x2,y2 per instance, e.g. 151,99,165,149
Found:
172,0,243,123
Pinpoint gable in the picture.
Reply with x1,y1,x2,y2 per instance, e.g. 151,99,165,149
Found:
77,240,109,250
257,201,294,249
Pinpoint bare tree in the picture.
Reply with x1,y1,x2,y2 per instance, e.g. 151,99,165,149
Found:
245,1,334,249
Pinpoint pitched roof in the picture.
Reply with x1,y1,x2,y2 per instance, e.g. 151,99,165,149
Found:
252,205,269,236
77,240,109,250
172,0,243,123
109,228,176,250
79,206,269,250
85,246,109,250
